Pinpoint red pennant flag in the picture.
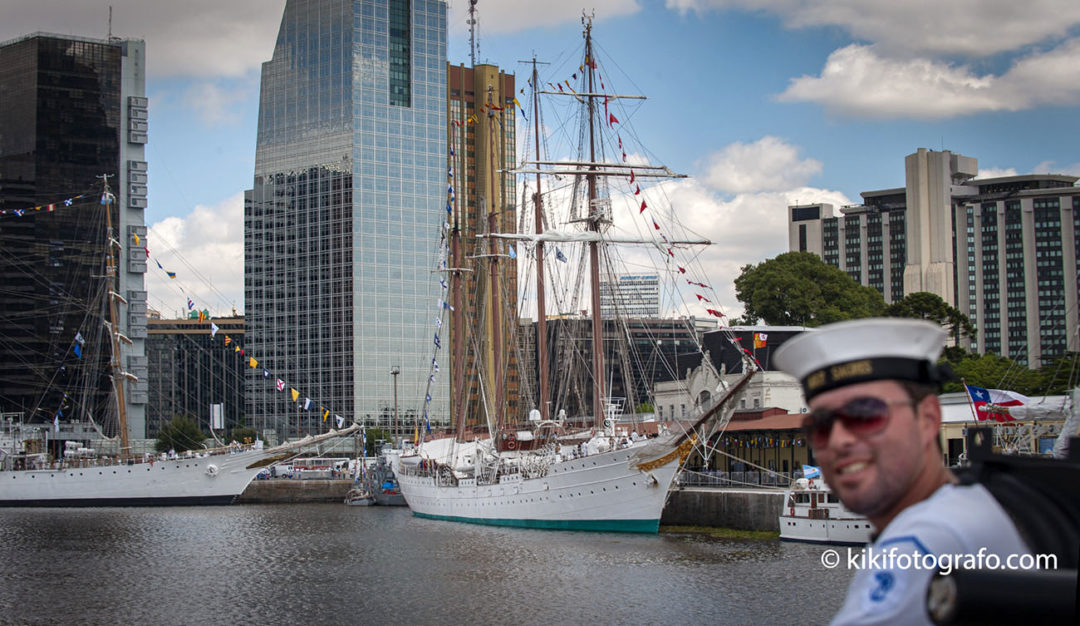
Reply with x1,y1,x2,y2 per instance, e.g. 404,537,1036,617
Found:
618,135,623,150
667,248,674,257
635,185,641,195
678,267,687,274
639,200,647,213
608,112,619,127
696,294,712,303
629,170,635,184
706,309,725,318
652,219,660,230
572,73,577,80
622,150,627,162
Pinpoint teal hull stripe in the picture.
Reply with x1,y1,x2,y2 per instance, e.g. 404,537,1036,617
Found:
412,511,659,534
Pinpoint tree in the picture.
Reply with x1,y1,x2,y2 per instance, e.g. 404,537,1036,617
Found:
365,428,390,455
1037,352,1080,395
734,252,886,327
155,416,208,453
229,426,259,445
885,292,976,350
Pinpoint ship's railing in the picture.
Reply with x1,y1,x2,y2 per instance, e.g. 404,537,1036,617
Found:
1,442,265,472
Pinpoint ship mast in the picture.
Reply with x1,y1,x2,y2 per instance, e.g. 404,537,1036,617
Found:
530,58,551,422
583,16,605,429
485,85,507,433
99,174,130,458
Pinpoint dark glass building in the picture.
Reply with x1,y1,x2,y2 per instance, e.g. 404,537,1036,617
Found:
145,316,247,439
245,1,448,437
0,33,149,437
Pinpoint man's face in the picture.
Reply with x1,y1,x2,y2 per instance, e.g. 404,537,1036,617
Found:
808,380,931,520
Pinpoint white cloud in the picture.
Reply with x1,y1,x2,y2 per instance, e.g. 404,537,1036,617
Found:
777,42,1080,119
973,167,1019,179
0,0,285,78
145,194,244,318
448,0,641,35
1031,161,1080,177
700,136,822,193
182,81,254,126
603,175,851,320
665,0,1080,58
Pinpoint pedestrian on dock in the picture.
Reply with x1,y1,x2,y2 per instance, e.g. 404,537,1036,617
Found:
775,318,1030,626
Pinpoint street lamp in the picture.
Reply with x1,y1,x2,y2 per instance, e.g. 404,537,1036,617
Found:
390,365,400,448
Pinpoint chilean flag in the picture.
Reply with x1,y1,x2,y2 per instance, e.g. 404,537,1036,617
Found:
965,384,1028,422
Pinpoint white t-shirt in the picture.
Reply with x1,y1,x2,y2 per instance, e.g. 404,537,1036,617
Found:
831,483,1030,625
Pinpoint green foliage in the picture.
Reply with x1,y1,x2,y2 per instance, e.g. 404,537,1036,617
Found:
155,416,208,453
365,428,389,454
885,292,976,347
229,427,259,445
1038,352,1080,395
734,252,886,327
940,350,1080,396
635,402,654,413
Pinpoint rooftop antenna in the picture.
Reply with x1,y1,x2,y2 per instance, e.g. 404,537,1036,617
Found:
107,5,121,42
467,0,479,66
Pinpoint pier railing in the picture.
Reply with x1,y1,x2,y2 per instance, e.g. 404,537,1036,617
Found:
677,469,797,489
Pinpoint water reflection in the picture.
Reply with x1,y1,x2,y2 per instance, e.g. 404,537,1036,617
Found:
0,506,852,625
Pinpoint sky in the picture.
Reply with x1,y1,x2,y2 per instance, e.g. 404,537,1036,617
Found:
3,0,1080,322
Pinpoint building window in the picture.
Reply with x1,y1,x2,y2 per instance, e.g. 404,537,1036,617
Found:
389,0,411,107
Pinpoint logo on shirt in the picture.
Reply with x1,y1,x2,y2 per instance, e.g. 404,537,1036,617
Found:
869,571,895,602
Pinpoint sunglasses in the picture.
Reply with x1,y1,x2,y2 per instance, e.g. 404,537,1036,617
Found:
802,397,915,448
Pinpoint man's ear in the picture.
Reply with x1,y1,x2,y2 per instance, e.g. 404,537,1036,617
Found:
917,396,942,446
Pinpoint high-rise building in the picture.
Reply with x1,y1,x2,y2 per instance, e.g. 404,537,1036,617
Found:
789,148,1080,366
145,316,246,439
0,33,149,438
599,274,661,318
446,63,519,428
244,0,448,436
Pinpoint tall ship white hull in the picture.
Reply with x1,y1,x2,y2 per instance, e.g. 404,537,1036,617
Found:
0,426,359,507
394,440,684,533
0,448,276,507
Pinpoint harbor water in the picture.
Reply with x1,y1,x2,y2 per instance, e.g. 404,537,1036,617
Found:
0,505,853,625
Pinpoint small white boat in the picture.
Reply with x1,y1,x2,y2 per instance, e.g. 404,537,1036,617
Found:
344,487,375,506
779,476,872,545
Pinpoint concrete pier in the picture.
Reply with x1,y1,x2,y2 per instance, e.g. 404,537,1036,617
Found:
238,478,353,504
661,487,784,531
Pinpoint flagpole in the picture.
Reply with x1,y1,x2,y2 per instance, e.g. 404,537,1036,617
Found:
961,377,981,423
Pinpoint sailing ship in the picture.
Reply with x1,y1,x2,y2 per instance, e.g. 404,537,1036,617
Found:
0,179,358,506
393,18,755,532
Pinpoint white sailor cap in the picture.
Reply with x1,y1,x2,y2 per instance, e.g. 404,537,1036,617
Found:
773,318,950,401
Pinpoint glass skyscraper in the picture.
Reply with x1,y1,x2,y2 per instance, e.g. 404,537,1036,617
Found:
245,0,448,438
0,33,149,440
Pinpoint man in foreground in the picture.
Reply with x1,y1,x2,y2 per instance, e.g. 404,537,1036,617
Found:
774,318,1030,625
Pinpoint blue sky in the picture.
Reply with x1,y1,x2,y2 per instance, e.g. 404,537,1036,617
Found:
4,0,1079,319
